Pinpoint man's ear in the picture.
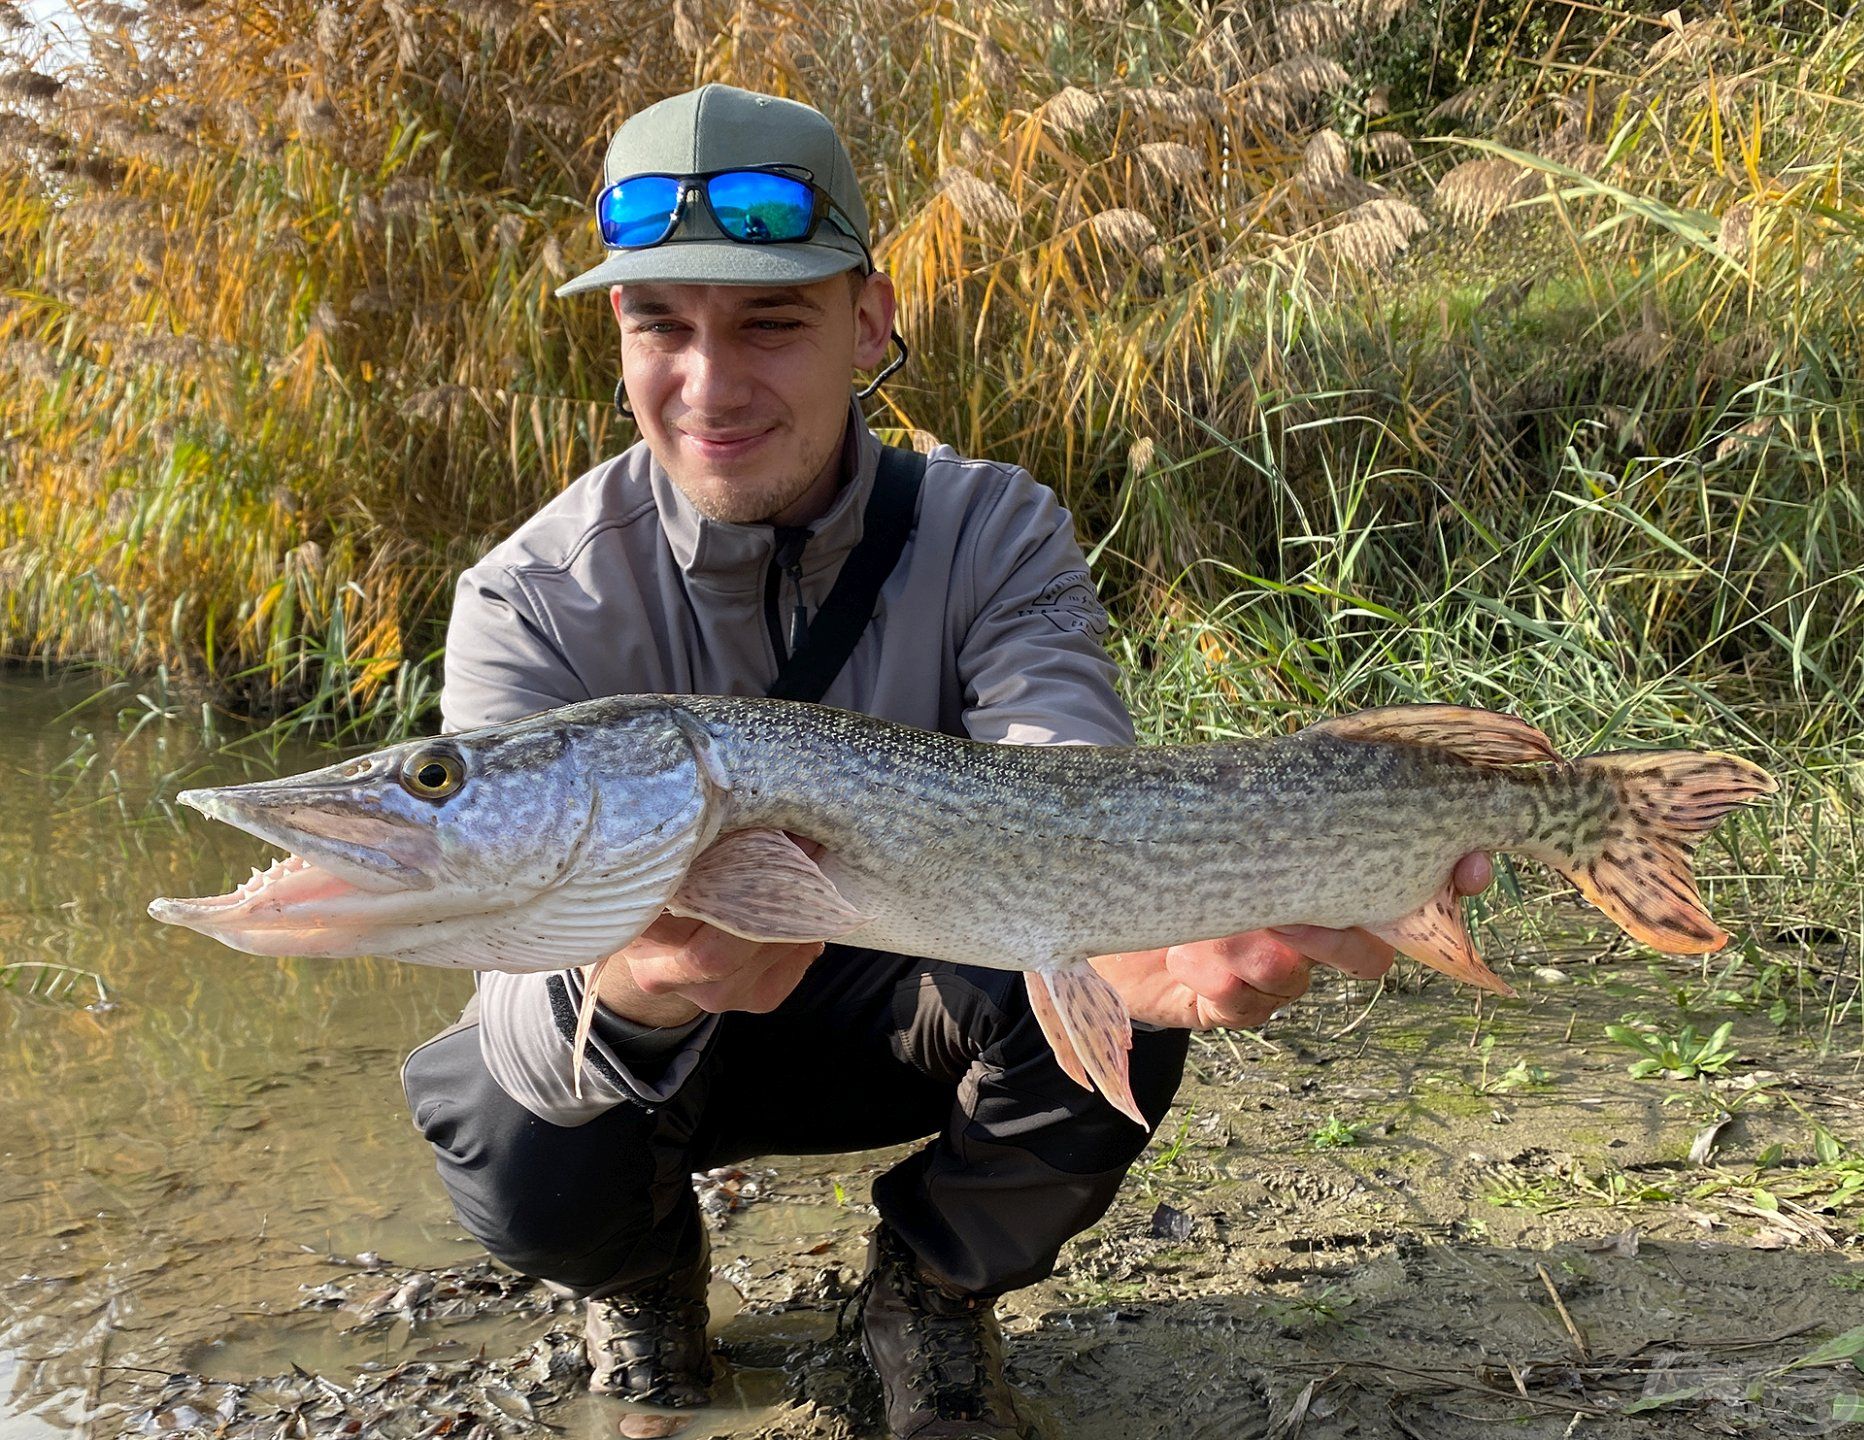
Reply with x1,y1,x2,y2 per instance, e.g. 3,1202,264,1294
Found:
852,270,896,370
609,284,627,329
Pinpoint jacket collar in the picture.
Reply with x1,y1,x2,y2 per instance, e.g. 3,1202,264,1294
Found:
647,401,882,597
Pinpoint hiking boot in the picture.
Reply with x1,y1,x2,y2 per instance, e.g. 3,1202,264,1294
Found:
584,1237,714,1407
855,1224,1040,1439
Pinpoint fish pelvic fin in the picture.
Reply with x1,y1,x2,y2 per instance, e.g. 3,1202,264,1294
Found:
1311,704,1559,767
1368,885,1516,996
666,828,872,942
1026,968,1146,1128
1024,970,1092,1094
1549,750,1778,955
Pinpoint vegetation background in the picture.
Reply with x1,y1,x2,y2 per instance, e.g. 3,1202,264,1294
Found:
0,0,1856,1005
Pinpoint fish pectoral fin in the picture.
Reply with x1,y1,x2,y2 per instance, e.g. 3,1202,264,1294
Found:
1310,704,1559,767
571,952,616,1101
667,827,872,943
1028,967,1148,1128
1369,885,1516,996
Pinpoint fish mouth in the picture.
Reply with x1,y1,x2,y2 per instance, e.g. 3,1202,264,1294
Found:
150,851,363,926
177,784,435,892
147,781,443,956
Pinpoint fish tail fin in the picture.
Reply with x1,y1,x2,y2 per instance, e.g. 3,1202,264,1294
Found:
1547,750,1776,955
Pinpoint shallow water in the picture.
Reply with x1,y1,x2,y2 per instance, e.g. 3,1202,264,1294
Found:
0,673,483,1436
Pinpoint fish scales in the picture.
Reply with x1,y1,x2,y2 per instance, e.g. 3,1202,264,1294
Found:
680,696,1589,967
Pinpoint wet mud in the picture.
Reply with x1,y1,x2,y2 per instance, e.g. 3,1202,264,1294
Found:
76,943,1864,1440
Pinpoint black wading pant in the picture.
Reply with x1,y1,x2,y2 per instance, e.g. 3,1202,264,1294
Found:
401,945,1189,1300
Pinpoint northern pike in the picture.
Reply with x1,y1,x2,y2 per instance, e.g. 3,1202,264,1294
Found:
149,697,1774,1124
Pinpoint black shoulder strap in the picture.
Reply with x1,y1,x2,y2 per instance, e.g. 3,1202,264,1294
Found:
766,443,926,704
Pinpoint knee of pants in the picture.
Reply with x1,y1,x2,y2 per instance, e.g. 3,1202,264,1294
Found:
401,1023,674,1289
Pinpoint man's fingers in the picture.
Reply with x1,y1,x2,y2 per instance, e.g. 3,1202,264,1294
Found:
635,912,704,948
741,942,824,1013
628,926,769,993
1454,851,1494,896
1167,932,1312,1002
1267,924,1395,979
682,942,823,1014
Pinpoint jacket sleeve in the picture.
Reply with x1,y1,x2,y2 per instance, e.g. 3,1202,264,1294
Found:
439,564,593,734
475,969,718,1125
955,468,1136,747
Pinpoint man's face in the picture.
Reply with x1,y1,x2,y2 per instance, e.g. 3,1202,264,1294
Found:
609,271,895,526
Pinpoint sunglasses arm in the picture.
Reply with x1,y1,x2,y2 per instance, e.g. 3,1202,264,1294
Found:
854,329,908,401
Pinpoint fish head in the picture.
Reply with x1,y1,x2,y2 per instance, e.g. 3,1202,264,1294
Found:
148,698,719,971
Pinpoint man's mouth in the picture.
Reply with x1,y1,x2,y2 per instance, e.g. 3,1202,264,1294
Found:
682,425,775,460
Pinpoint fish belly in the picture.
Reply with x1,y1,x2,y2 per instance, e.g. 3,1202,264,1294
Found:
816,817,1467,969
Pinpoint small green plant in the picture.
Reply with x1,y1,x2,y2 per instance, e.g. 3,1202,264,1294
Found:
0,962,112,1011
1135,1110,1197,1196
1259,1284,1359,1335
1606,1020,1740,1081
1310,1115,1363,1150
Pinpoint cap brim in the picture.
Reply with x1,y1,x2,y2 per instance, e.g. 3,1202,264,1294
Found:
555,238,866,297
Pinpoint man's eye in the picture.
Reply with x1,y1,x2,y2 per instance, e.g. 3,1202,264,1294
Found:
753,319,803,332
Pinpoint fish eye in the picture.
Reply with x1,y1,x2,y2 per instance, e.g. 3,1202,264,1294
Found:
399,746,466,800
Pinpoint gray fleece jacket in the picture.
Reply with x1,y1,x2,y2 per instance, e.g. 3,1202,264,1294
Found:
437,403,1134,1125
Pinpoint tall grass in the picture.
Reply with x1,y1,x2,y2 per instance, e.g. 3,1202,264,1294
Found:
0,5,1858,754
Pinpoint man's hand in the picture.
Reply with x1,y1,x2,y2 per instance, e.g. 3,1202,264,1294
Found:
591,836,828,1029
593,913,825,1027
1090,853,1494,1031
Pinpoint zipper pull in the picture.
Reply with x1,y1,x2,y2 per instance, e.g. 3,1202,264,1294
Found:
773,526,812,653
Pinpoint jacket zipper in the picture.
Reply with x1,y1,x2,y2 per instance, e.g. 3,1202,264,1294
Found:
764,525,812,664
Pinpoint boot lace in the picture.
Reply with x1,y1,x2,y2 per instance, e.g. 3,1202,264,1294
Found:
904,1297,996,1422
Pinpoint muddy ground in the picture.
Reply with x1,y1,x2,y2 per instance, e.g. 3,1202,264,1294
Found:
112,939,1864,1440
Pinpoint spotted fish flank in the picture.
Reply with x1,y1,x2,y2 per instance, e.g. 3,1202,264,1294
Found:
150,696,1777,1126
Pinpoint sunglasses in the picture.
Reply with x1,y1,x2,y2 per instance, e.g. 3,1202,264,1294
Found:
597,167,871,269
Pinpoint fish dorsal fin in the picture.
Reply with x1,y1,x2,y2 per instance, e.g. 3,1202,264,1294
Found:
1310,704,1559,767
667,827,872,943
1368,883,1517,996
1025,968,1146,1127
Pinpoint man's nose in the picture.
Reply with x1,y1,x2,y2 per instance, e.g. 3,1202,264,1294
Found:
679,337,755,413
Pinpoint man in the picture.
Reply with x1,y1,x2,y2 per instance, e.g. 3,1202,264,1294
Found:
402,83,1491,1439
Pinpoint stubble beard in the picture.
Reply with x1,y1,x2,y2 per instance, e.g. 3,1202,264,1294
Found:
672,423,844,526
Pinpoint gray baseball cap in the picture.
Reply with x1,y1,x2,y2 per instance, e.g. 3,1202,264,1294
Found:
555,84,871,297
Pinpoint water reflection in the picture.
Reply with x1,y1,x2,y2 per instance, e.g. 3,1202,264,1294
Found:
0,673,476,1435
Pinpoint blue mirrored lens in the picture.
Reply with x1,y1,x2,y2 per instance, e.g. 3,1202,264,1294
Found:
706,172,815,242
599,176,682,248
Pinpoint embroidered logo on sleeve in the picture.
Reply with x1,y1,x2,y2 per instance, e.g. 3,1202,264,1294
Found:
1013,570,1110,637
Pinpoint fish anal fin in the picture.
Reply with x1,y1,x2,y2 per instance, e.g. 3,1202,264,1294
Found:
668,828,871,942
1039,967,1147,1128
1024,972,1092,1094
1369,885,1516,997
1311,704,1559,767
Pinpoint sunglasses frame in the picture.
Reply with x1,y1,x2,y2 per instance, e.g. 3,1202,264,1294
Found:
597,165,872,271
